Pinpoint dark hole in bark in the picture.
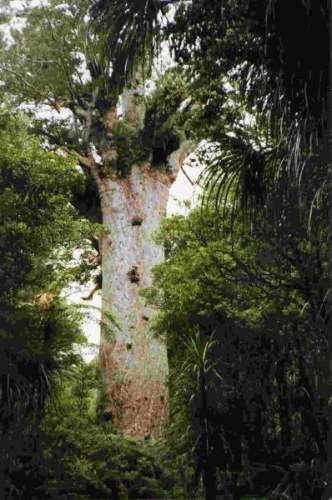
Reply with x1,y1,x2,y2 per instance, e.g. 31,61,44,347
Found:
160,395,165,402
127,266,140,284
131,216,143,226
126,343,132,350
100,410,112,422
142,315,149,321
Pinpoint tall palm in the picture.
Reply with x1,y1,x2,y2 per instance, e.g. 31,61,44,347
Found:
89,0,176,93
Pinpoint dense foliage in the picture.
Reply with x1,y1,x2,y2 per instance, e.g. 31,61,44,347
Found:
167,0,328,120
39,359,186,499
0,0,331,498
144,159,328,496
0,108,93,497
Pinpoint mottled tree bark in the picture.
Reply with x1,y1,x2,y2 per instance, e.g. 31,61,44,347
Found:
95,131,191,436
99,163,170,436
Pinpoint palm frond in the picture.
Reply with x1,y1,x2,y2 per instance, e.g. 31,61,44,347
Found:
200,130,281,230
90,0,169,92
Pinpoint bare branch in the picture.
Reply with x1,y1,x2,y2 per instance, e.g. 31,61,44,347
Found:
181,165,196,186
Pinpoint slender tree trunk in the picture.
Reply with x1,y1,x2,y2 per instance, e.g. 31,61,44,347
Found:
198,370,218,500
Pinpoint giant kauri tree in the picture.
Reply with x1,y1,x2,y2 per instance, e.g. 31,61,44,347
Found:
0,0,193,437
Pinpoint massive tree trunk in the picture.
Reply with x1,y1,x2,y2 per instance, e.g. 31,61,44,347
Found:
100,163,169,437
75,82,193,437
95,133,191,437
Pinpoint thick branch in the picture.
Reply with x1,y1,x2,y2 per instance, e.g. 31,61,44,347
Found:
181,165,197,186
167,140,197,180
61,147,93,169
